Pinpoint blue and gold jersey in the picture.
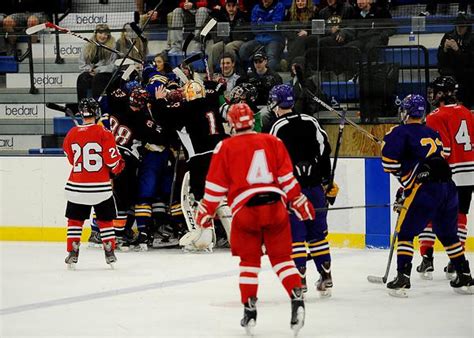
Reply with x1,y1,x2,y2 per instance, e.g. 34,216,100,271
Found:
382,123,444,189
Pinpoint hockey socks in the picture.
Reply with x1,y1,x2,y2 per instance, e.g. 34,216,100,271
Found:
239,262,260,304
67,219,84,252
271,259,302,298
97,220,116,250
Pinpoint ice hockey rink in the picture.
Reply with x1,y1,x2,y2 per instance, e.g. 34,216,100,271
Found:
1,242,472,338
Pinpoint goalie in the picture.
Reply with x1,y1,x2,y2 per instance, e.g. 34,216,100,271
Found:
189,103,314,336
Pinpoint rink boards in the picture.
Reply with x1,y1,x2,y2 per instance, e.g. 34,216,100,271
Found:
0,155,472,251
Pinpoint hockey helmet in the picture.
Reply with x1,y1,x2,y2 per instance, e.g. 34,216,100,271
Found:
227,103,254,131
428,76,458,106
183,80,206,102
269,84,295,109
78,98,100,119
129,87,150,109
230,83,258,105
399,94,426,123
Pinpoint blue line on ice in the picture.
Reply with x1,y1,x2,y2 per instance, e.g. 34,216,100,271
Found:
0,269,237,316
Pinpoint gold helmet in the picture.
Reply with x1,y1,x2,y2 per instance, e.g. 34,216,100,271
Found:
183,80,205,101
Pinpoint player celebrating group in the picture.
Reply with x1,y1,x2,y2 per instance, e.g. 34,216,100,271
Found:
416,76,474,280
63,98,125,269
194,103,314,336
382,94,473,297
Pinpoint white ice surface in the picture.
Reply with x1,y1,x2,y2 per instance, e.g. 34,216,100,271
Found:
0,242,473,338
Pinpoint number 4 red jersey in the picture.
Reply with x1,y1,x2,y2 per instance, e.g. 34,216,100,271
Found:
426,104,474,186
63,123,123,205
202,132,302,215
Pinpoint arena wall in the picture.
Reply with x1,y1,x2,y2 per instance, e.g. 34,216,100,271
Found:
0,156,472,251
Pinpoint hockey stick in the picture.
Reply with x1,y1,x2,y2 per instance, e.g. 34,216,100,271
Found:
173,53,203,83
305,88,383,146
326,108,346,205
27,22,144,64
367,211,403,284
46,102,79,126
181,171,197,231
200,19,217,80
182,32,195,59
315,203,393,212
168,146,182,213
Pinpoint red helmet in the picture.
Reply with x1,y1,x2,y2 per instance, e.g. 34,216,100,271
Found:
129,87,150,109
227,103,254,131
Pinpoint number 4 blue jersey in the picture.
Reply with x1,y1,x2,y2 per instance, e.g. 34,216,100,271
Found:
382,123,444,190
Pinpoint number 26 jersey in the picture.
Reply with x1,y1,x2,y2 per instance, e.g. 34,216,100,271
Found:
63,123,122,205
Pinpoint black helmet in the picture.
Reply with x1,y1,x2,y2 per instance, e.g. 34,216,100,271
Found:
230,83,258,105
428,76,458,106
78,98,100,119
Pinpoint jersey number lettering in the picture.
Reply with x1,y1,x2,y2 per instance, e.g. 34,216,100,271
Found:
420,137,442,158
205,112,218,135
455,120,472,151
71,142,103,173
109,116,132,145
247,150,273,184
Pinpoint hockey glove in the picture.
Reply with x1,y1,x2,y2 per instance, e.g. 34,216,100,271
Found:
195,201,213,228
290,193,315,221
111,158,125,177
393,187,405,213
325,182,339,205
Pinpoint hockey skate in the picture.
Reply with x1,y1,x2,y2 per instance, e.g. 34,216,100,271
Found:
88,230,102,248
416,255,434,280
316,261,333,297
152,225,180,248
450,261,473,295
132,232,149,252
387,263,411,298
444,261,456,281
104,241,117,268
290,287,305,336
65,241,80,270
240,297,257,336
297,266,308,293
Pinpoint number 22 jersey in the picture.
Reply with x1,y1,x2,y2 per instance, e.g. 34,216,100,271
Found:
63,123,122,205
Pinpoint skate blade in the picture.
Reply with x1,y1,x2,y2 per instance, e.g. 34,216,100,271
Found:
107,262,115,270
445,271,456,281
453,286,474,295
66,263,76,270
419,271,433,280
244,319,256,336
367,275,385,284
318,288,332,298
388,288,408,298
291,306,305,337
133,244,148,252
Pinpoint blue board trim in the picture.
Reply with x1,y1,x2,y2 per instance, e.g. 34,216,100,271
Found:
365,158,391,248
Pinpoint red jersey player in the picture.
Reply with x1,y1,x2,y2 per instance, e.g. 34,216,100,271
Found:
417,76,474,279
194,103,315,336
63,98,125,269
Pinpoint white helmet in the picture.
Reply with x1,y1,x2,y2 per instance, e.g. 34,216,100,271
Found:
183,80,205,101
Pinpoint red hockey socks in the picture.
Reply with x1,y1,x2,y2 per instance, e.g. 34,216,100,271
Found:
97,220,116,250
271,258,302,298
67,219,84,252
239,261,260,304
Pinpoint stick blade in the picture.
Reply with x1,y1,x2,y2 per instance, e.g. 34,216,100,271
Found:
182,52,203,66
26,23,47,35
200,18,217,38
367,275,386,284
172,67,188,84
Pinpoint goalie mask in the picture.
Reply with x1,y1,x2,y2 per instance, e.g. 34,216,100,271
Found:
78,98,100,119
183,80,206,102
229,83,258,105
227,103,254,131
130,87,150,109
399,94,426,123
428,76,458,107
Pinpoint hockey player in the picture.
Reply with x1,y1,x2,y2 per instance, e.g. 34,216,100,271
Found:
268,84,338,297
195,103,314,335
63,98,125,269
382,94,473,297
416,76,474,280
